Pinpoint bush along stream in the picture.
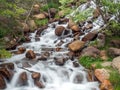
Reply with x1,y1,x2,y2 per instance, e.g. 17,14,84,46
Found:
0,0,120,90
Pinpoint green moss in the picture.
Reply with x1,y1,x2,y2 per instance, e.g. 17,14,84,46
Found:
35,19,48,27
79,56,102,69
0,49,12,59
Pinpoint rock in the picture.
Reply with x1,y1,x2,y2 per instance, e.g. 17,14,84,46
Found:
100,50,108,60
18,72,28,86
68,40,85,52
49,8,57,18
32,72,41,81
0,63,14,70
110,39,120,48
100,80,113,90
112,56,120,73
71,25,80,32
73,73,83,83
0,68,13,81
22,62,31,67
85,23,93,29
54,58,66,66
68,19,76,29
73,61,80,67
43,12,49,18
18,47,26,54
55,26,65,36
28,20,37,31
93,8,100,18
94,68,110,82
33,4,40,14
58,18,69,24
97,33,105,47
81,46,100,57
82,32,97,42
26,50,36,59
101,62,112,67
34,81,45,88
22,23,30,33
108,47,120,57
33,13,46,19
35,37,40,41
0,74,6,89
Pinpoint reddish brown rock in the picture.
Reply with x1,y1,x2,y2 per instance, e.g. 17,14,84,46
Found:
94,68,110,82
0,63,14,70
32,72,41,81
33,13,46,19
81,46,100,57
100,50,108,60
0,74,6,89
26,50,36,59
58,18,69,24
0,68,13,81
55,26,65,36
34,81,45,88
68,40,85,52
108,47,120,57
82,32,97,42
85,23,93,29
18,47,26,54
100,80,113,90
67,19,76,28
110,39,120,48
71,25,80,32
18,72,28,86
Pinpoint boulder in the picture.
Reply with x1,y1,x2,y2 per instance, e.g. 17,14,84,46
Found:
108,47,120,57
110,39,120,48
71,25,80,32
0,74,6,89
28,20,37,31
55,26,65,36
68,19,76,29
26,50,36,59
112,56,120,73
100,80,113,90
93,8,100,18
94,68,110,82
0,68,13,81
81,46,100,57
32,72,41,81
33,13,46,19
68,40,85,52
22,23,30,33
0,63,14,70
18,72,28,86
82,32,97,42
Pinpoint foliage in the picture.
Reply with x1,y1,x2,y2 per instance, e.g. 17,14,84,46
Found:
35,19,48,26
79,56,102,69
0,49,12,58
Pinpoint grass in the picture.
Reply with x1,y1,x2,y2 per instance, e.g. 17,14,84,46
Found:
35,19,48,27
79,56,103,69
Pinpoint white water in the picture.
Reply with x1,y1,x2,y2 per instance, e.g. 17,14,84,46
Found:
0,1,107,90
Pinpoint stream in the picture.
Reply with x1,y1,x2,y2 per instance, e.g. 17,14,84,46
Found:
0,1,105,90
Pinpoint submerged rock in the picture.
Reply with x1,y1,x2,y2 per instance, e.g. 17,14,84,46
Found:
0,74,6,89
68,40,85,52
0,63,14,70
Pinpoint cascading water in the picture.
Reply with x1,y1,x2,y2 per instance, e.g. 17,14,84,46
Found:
0,1,106,90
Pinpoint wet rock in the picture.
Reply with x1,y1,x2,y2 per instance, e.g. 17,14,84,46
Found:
0,68,13,81
26,50,36,59
93,8,100,18
54,58,66,66
18,72,28,86
49,8,57,18
68,40,85,52
81,46,100,57
18,47,26,54
37,56,47,61
32,72,41,81
108,47,120,57
22,23,30,33
33,13,46,19
100,80,113,90
56,40,64,46
0,63,14,70
55,26,65,36
112,56,120,73
100,50,108,60
0,74,6,89
35,37,40,41
67,19,76,28
70,25,80,32
73,73,83,83
97,33,105,47
110,39,120,48
58,18,69,24
34,81,45,88
82,32,97,42
85,23,93,29
73,61,80,67
94,68,110,82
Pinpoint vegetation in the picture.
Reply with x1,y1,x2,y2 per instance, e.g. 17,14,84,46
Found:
35,19,48,26
0,49,12,58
